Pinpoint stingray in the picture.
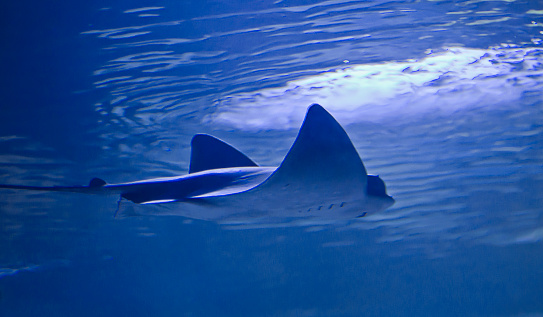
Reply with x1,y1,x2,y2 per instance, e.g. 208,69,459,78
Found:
0,104,394,224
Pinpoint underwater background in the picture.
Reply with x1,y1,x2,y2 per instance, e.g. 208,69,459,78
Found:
1,0,543,316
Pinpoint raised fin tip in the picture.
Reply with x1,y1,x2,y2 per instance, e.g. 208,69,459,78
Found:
308,103,323,109
89,178,107,187
307,103,325,112
305,104,333,121
191,133,210,145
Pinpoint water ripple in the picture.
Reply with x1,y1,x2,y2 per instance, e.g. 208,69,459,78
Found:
209,46,543,130
1,0,538,257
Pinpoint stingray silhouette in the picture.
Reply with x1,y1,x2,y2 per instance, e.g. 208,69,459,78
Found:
0,104,394,224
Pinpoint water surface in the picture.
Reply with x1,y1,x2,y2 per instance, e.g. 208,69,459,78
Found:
1,0,542,316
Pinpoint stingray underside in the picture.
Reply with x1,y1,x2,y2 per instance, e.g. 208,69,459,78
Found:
183,104,370,219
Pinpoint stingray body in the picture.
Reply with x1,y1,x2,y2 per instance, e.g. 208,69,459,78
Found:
0,104,394,224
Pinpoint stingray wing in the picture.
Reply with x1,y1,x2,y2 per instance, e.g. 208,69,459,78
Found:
0,104,371,216
246,104,368,199
189,134,257,173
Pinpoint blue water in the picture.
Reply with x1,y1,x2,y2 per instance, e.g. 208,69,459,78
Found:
1,0,543,316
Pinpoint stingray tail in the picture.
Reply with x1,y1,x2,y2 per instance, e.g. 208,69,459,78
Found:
0,178,109,194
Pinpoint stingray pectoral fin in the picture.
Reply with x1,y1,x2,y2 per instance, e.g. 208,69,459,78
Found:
189,134,258,174
255,104,368,195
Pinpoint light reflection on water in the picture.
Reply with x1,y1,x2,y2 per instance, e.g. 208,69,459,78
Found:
208,46,543,129
84,12,543,253
1,0,542,253
1,0,543,315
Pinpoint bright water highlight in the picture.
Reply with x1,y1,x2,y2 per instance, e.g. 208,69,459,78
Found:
1,0,542,316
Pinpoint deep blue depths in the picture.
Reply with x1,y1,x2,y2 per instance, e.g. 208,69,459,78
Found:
1,0,543,316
